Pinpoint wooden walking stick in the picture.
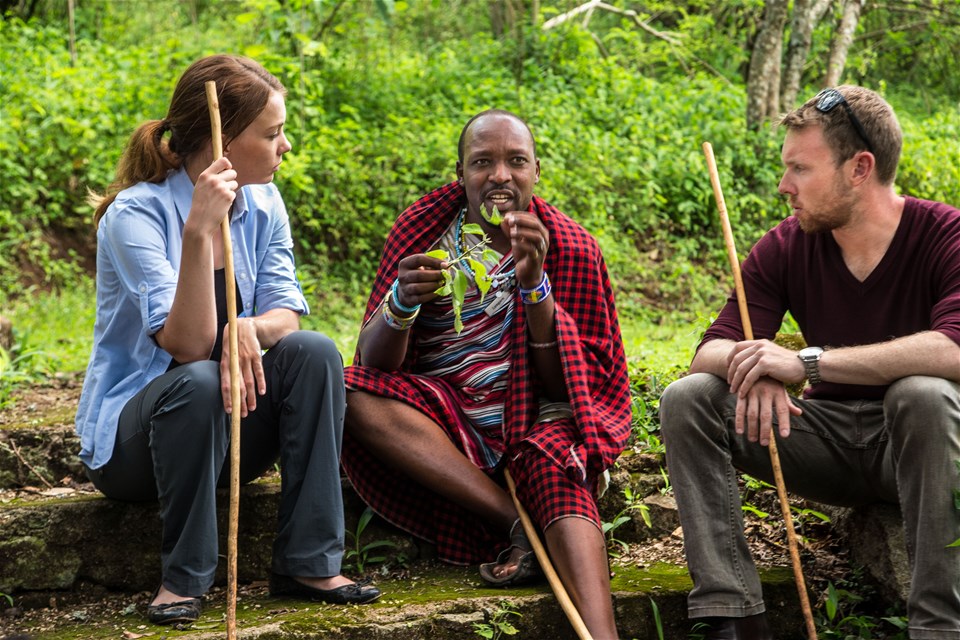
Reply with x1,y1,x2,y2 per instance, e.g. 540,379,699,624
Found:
503,469,594,640
702,141,818,640
205,80,243,640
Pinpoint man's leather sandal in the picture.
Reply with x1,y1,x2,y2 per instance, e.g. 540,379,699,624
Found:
478,518,544,587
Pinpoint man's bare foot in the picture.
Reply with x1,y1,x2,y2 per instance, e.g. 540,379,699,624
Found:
487,546,526,580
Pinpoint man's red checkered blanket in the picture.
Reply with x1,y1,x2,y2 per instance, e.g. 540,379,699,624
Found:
342,181,631,564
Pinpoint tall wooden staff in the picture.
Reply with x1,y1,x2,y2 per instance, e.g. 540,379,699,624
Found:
503,469,593,640
702,141,818,640
205,80,243,640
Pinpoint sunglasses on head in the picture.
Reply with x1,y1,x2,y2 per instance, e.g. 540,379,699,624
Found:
815,88,875,154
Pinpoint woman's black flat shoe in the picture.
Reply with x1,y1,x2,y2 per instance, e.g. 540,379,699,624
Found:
146,597,202,625
269,573,381,604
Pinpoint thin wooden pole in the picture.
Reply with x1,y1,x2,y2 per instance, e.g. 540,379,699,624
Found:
205,80,242,640
503,469,593,640
702,141,818,640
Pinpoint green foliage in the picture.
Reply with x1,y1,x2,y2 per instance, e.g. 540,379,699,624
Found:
628,367,669,455
0,331,55,409
0,279,96,372
473,600,521,640
345,506,397,574
5,2,960,319
430,219,500,334
602,484,651,558
0,9,234,295
818,579,909,640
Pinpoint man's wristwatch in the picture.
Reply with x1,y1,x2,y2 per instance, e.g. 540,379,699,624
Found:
797,346,824,385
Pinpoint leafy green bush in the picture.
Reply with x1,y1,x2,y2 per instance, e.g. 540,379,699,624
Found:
3,1,960,320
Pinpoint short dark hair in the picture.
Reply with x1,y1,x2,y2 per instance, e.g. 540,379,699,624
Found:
780,85,902,185
457,109,537,163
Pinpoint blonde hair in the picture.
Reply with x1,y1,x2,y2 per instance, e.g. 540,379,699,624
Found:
780,85,902,185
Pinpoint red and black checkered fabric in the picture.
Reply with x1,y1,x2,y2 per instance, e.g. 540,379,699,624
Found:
342,181,631,564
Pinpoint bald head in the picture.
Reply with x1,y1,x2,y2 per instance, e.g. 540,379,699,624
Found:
457,109,537,163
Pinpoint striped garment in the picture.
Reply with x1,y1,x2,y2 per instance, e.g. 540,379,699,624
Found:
405,213,517,470
342,181,632,565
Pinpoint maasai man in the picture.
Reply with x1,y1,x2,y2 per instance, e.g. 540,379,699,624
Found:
341,109,631,639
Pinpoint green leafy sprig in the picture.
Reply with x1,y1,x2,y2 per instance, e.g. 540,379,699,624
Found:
429,206,503,334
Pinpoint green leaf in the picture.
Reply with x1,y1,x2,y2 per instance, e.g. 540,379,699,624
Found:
741,504,769,519
481,204,503,225
357,506,374,535
638,503,652,528
826,582,839,621
361,540,398,552
469,259,490,301
461,223,484,236
452,270,468,334
435,269,453,296
650,598,664,640
426,249,449,260
453,269,468,299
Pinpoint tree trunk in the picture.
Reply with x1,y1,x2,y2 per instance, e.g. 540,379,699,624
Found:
781,0,834,109
67,0,77,66
490,0,518,40
766,36,783,118
491,0,540,39
0,315,12,352
825,0,864,87
746,0,790,130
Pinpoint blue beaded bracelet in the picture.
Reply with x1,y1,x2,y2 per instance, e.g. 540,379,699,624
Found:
391,279,421,315
519,272,551,305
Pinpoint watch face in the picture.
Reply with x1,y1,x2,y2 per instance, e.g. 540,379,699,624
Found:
799,346,823,360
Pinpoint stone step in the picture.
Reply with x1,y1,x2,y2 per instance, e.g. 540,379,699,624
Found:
0,469,677,595
0,479,405,595
0,393,904,637
2,560,804,640
0,477,807,639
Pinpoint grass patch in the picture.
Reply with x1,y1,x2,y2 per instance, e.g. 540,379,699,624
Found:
4,286,700,377
1,279,96,375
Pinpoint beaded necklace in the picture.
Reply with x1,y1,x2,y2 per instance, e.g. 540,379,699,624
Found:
454,207,515,289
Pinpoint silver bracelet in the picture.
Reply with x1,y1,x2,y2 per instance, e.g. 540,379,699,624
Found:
529,340,558,349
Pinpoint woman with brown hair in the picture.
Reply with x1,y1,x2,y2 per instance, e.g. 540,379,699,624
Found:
77,54,379,626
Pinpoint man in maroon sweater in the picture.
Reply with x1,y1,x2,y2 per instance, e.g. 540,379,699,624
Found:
661,85,960,639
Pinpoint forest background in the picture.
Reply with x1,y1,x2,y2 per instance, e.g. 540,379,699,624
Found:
2,0,960,372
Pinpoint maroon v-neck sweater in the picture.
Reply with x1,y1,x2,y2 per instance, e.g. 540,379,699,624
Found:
702,196,960,400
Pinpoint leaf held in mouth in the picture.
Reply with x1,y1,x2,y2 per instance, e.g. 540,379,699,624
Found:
481,204,503,225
